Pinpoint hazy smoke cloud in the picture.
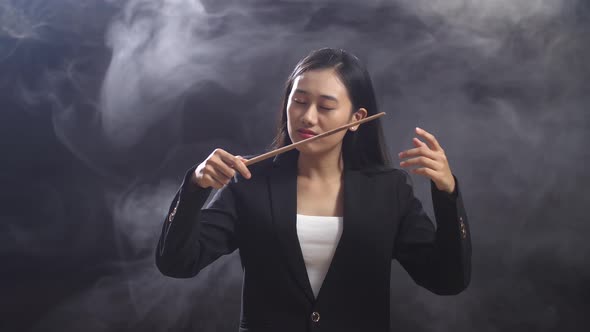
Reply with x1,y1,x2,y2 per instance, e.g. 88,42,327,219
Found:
2,0,589,331
100,0,306,148
401,0,569,21
109,180,179,254
30,257,243,331
100,0,209,147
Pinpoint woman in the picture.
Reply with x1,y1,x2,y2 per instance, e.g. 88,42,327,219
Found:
156,48,471,332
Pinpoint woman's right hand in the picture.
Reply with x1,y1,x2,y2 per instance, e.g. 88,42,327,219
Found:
191,149,252,189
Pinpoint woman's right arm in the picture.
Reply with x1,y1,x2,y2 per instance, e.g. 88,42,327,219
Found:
155,149,251,278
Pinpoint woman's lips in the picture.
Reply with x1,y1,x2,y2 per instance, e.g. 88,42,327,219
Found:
297,129,318,139
299,133,316,139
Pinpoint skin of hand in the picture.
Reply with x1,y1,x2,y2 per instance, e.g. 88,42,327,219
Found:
192,149,252,189
398,127,456,194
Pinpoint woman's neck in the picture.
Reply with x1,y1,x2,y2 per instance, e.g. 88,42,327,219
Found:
297,147,344,181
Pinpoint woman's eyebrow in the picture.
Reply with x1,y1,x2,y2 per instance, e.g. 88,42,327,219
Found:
320,95,338,102
294,89,338,102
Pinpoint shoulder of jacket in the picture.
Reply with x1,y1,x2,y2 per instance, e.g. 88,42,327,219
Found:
361,166,413,186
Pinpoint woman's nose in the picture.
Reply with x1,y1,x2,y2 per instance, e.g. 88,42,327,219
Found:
301,105,318,126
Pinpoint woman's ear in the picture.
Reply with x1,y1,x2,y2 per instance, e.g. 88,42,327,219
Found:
350,108,368,131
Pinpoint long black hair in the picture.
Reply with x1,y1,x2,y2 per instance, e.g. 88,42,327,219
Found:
270,48,391,170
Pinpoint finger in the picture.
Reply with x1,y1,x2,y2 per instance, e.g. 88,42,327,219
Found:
412,137,427,149
204,163,231,185
203,174,225,189
209,157,236,179
216,149,237,162
220,153,251,179
411,167,437,178
236,155,249,165
415,127,443,151
210,172,231,187
232,158,252,179
398,146,437,160
399,156,440,170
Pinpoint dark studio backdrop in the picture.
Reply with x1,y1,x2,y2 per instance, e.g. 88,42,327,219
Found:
1,0,589,331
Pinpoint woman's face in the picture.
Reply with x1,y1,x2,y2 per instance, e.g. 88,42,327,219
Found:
286,68,365,156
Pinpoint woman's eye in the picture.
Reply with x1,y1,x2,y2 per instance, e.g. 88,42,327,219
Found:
293,99,306,104
319,106,334,111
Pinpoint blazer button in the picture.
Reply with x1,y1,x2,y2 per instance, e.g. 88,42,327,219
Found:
459,218,467,239
168,206,177,222
311,311,320,322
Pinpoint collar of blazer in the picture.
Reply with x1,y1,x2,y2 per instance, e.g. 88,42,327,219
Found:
268,149,374,303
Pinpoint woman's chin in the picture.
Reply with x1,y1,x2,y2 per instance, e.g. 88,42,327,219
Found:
295,142,340,157
295,145,320,155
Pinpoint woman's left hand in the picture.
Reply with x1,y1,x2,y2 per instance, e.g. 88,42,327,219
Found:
398,127,456,194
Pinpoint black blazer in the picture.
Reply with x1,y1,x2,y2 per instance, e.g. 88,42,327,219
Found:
156,149,471,332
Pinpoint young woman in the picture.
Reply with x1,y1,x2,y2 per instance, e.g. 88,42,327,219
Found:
156,48,471,332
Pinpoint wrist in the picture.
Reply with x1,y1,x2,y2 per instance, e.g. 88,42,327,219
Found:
434,177,456,194
443,183,456,194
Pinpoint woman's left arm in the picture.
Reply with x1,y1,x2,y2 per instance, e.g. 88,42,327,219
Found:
394,127,472,295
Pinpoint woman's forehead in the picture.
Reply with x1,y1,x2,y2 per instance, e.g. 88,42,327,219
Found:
292,69,347,97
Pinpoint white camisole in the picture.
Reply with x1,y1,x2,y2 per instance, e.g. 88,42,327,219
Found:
296,213,344,298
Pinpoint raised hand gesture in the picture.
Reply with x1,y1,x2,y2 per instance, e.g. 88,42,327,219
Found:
398,127,456,194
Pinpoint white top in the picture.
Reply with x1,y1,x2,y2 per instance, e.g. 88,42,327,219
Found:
296,213,343,298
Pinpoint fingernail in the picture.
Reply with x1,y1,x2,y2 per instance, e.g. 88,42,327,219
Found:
398,152,403,157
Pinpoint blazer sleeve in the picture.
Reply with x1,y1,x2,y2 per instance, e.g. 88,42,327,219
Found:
393,172,471,295
155,165,239,278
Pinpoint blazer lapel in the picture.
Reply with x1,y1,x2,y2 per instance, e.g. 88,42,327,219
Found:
268,150,315,302
314,168,368,301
